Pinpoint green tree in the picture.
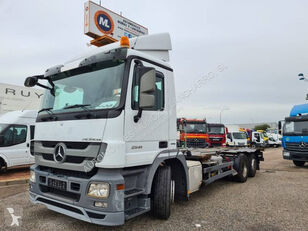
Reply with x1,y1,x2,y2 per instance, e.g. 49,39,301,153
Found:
254,124,270,131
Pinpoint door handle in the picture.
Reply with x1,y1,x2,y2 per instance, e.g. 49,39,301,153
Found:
27,143,30,147
159,141,168,149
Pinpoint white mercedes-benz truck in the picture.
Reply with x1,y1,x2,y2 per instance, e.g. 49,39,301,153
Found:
25,33,263,226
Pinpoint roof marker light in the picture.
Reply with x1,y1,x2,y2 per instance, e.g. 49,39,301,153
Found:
120,36,130,48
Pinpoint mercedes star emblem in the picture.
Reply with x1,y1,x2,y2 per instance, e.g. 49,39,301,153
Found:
54,143,66,163
299,142,306,148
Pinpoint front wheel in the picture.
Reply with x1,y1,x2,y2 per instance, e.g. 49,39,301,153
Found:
152,165,172,219
293,160,305,167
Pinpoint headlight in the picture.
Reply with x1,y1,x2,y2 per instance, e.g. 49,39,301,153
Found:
88,183,110,198
30,171,36,183
283,151,290,157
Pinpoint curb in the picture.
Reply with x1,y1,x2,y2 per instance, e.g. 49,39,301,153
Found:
0,179,29,186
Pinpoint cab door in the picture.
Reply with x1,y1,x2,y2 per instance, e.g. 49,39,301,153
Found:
124,59,169,166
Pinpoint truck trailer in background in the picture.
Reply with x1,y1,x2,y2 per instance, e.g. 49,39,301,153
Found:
280,103,308,166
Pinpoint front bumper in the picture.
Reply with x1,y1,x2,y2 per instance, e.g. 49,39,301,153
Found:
29,165,125,226
29,192,124,226
283,150,308,161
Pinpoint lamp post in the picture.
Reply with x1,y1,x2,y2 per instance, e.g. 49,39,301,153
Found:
298,73,308,100
219,107,229,123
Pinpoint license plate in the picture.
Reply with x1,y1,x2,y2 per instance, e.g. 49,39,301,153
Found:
48,178,67,191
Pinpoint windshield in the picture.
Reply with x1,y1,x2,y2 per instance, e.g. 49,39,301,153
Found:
184,123,207,134
233,132,247,139
283,120,308,135
208,126,225,134
41,60,125,114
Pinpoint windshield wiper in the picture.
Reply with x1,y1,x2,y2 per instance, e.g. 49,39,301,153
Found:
38,107,57,121
63,104,91,111
38,107,54,115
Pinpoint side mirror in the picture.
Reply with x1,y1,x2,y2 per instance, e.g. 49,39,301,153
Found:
139,68,156,109
24,76,38,87
134,67,156,123
278,120,284,135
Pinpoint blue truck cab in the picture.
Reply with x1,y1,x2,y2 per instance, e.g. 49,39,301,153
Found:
280,104,308,166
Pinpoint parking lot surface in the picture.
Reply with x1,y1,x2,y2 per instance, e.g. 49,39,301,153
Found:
0,148,307,231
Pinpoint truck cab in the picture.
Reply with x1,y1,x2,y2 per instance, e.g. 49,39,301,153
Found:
177,118,208,148
226,131,248,147
250,131,266,148
207,123,226,147
280,104,308,166
0,110,36,172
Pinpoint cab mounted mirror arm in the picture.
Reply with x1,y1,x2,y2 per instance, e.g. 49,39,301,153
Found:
24,75,55,96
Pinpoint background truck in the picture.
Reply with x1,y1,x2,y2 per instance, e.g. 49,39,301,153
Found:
226,131,248,147
25,33,264,226
279,103,308,166
207,123,226,147
0,110,36,172
177,118,208,148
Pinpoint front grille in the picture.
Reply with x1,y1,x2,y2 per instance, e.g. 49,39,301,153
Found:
41,141,90,150
41,153,86,164
186,138,207,148
38,166,97,179
210,137,222,142
286,142,308,152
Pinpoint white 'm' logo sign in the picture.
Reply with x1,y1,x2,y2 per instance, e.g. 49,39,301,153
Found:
99,17,110,28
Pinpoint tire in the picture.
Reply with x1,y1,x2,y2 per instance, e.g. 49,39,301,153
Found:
0,159,7,174
251,143,256,149
293,160,305,167
233,154,249,183
248,154,257,177
152,165,172,219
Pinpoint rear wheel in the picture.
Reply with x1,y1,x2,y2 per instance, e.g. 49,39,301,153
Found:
233,154,249,182
293,160,305,167
152,165,172,219
248,155,257,177
251,143,256,149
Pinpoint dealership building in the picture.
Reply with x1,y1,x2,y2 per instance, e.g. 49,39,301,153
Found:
0,83,44,115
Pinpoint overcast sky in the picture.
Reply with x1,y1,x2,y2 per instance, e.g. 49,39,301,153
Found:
1,0,308,124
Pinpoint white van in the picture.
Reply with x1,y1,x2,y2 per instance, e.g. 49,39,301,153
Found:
0,110,37,172
227,131,248,147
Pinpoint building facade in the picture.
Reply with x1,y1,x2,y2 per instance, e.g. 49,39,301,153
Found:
0,83,44,114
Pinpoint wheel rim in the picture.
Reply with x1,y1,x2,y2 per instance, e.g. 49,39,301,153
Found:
251,158,256,169
170,180,175,203
242,164,248,178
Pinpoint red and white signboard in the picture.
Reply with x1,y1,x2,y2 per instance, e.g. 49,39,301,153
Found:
84,1,148,42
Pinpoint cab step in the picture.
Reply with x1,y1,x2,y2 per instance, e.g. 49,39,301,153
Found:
124,188,145,198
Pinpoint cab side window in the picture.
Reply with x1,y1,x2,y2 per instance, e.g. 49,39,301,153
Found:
132,68,165,111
